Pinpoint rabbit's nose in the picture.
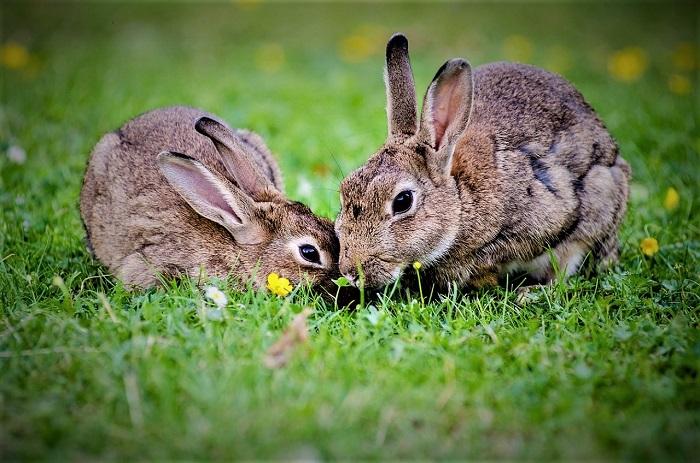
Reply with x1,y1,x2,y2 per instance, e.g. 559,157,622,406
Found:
344,273,357,287
342,269,358,287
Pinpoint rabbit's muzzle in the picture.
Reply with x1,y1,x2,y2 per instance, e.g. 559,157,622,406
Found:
339,250,403,289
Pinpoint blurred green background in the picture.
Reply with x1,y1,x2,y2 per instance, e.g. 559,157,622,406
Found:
1,1,698,459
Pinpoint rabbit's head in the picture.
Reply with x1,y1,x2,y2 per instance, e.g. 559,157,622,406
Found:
158,117,340,292
336,34,474,288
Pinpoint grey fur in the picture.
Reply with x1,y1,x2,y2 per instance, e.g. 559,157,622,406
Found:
81,106,339,290
336,34,630,290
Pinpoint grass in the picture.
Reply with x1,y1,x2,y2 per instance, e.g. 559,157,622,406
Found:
1,1,699,459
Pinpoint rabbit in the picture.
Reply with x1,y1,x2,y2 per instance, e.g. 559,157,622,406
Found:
80,106,340,291
335,34,630,291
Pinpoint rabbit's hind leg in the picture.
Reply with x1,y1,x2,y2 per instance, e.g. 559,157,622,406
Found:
593,231,621,270
115,253,158,289
522,239,590,283
573,159,629,271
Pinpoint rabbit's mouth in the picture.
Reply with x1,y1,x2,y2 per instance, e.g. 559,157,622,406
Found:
341,256,405,289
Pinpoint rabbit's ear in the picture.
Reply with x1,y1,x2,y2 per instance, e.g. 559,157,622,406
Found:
418,59,474,172
385,33,418,140
158,152,263,244
195,117,282,201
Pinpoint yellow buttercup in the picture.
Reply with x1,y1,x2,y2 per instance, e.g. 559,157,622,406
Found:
640,237,659,257
267,273,293,297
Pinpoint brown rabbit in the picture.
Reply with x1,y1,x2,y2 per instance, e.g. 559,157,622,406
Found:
80,106,340,291
336,34,630,290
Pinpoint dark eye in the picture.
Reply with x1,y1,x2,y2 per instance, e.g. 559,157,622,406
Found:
392,190,413,215
299,244,321,265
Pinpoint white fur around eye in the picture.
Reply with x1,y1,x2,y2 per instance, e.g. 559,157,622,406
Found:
386,180,419,217
287,236,328,269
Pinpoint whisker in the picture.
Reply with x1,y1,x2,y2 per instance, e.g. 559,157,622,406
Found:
326,150,346,181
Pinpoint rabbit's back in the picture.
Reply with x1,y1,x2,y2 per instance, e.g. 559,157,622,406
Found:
453,63,629,281
469,62,619,176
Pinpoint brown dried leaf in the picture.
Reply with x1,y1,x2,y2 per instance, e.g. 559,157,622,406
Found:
263,308,312,369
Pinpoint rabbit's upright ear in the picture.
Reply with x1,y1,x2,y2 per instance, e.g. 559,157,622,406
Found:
195,117,282,201
157,152,263,245
385,33,418,141
418,58,474,173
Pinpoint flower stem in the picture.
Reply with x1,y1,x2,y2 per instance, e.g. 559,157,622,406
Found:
416,268,424,306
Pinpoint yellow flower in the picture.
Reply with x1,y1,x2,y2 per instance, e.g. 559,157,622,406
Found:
668,74,692,95
255,43,285,74
672,42,697,71
1,42,30,70
640,237,659,257
608,47,648,82
412,261,422,271
502,35,534,63
663,187,680,210
338,25,383,63
267,272,293,297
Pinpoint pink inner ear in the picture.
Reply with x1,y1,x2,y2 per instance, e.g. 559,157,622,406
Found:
432,74,464,149
168,162,242,224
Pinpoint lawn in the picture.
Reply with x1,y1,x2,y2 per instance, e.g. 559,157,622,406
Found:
1,1,698,459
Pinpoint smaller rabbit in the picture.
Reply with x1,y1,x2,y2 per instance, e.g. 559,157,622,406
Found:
335,34,630,290
80,106,340,291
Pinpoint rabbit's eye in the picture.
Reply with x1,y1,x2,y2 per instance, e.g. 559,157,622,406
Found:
392,190,413,215
299,244,321,265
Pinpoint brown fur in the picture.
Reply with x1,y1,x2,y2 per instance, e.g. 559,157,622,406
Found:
336,35,630,290
81,106,340,291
